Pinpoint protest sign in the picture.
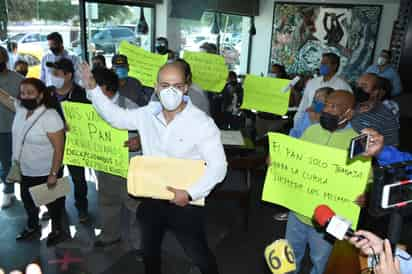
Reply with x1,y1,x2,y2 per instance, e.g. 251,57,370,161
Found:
119,41,168,87
262,133,371,228
183,51,228,92
62,102,129,178
241,75,291,115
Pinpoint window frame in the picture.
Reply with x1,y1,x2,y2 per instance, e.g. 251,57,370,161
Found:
79,0,156,61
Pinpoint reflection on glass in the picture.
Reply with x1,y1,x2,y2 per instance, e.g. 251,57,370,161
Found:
3,0,81,78
85,2,153,66
178,11,250,74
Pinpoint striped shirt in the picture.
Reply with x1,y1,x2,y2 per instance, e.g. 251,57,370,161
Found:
40,50,81,87
352,102,399,145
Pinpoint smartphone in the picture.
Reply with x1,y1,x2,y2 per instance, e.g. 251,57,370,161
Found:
381,180,412,209
349,134,369,159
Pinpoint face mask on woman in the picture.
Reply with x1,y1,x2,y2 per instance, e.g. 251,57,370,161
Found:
20,98,39,110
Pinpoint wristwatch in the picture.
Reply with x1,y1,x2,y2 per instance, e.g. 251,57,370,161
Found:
50,171,58,176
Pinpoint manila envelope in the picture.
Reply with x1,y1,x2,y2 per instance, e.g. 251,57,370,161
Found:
29,177,71,207
127,156,206,206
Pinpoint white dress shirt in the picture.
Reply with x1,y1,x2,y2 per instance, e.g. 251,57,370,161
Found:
293,74,352,125
87,86,228,201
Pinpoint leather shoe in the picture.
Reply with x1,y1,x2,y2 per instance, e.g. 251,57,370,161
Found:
94,238,121,248
16,227,40,241
46,231,70,246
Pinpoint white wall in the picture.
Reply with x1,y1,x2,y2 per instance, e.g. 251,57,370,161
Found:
249,0,400,75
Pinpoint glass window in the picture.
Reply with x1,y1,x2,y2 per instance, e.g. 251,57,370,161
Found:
18,52,41,66
85,2,154,66
4,0,81,78
177,11,251,74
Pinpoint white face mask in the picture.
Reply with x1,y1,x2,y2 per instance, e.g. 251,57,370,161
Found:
159,86,184,111
50,74,65,89
377,57,386,66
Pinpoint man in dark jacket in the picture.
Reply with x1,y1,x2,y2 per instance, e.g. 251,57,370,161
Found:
47,58,90,222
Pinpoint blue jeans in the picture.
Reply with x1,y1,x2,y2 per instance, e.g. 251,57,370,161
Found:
285,212,333,274
0,132,14,194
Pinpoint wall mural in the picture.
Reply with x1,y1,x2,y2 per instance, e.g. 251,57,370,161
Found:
269,2,382,83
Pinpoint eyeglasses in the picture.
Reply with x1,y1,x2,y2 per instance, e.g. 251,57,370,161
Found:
158,82,186,90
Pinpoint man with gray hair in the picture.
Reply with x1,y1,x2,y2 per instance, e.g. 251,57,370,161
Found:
0,45,24,208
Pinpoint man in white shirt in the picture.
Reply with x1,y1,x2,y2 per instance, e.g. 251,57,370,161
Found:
294,52,352,126
81,62,227,274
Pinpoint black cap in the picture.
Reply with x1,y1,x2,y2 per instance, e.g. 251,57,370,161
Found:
112,54,128,67
46,58,75,74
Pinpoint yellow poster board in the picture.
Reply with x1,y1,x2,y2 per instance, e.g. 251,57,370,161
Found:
62,102,129,178
127,156,206,206
119,41,168,88
262,133,371,228
241,75,291,115
183,51,228,93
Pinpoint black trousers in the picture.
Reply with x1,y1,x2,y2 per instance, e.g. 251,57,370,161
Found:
20,173,68,233
67,165,88,212
137,199,219,274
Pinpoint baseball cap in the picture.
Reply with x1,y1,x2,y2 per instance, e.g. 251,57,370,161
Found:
46,58,75,74
112,54,128,67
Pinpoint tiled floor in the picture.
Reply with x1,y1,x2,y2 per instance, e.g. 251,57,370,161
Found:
0,170,285,274
1,168,412,274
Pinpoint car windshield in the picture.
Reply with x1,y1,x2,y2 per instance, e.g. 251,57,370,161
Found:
10,33,26,42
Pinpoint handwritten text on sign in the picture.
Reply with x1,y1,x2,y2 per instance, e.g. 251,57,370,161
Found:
183,51,228,93
241,75,291,116
62,102,129,178
119,41,168,88
262,133,371,228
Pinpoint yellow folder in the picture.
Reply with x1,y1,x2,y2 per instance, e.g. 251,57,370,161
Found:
127,156,206,206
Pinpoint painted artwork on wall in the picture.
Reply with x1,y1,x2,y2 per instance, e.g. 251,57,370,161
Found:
269,2,382,83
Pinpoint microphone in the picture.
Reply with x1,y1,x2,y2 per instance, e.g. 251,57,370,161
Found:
264,239,296,274
314,205,362,240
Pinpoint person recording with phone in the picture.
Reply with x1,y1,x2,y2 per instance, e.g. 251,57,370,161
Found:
348,230,411,274
352,73,399,146
362,128,412,173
